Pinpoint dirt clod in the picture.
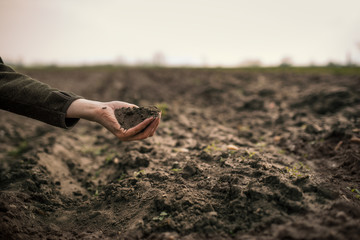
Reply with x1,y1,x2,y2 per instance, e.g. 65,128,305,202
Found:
114,106,160,129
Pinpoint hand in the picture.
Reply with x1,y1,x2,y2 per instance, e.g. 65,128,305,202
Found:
66,99,161,141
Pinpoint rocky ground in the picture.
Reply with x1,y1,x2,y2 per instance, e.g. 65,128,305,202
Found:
0,66,359,239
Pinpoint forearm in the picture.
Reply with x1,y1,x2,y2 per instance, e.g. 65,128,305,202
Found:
0,59,82,128
66,99,105,122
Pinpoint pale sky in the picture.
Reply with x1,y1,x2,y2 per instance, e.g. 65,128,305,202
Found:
1,0,360,66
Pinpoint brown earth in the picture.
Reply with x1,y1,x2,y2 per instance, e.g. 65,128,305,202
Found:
115,106,160,130
0,67,360,240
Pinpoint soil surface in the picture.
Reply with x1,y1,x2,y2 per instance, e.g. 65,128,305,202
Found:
0,67,360,240
115,106,160,130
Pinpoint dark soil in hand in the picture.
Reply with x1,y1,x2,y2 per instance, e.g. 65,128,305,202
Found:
1,67,359,240
115,106,160,130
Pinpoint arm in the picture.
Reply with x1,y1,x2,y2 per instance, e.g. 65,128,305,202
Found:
0,58,161,140
0,57,81,128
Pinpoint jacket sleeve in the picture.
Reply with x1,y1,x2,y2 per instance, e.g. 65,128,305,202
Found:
0,57,82,129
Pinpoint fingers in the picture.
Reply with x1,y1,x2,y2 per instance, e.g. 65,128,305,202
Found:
122,117,155,137
109,101,139,109
149,112,161,136
149,118,160,137
124,117,159,141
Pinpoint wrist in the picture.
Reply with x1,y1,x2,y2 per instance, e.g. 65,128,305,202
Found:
66,99,103,121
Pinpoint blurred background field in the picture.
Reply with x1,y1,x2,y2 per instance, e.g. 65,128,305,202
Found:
1,0,360,68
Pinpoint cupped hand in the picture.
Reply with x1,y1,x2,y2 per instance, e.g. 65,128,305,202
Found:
66,99,161,141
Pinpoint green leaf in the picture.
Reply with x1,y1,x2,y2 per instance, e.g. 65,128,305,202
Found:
160,211,168,216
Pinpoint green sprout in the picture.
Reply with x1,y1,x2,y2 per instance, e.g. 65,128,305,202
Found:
229,150,237,155
93,170,102,179
255,142,267,148
81,146,107,156
278,149,286,155
285,162,310,178
105,152,116,163
117,173,127,182
245,150,256,158
170,168,182,172
94,189,99,196
239,150,256,161
346,187,360,200
8,141,31,157
152,211,168,221
134,170,145,178
156,103,169,118
204,142,221,153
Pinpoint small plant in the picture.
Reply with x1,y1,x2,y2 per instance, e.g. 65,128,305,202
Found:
239,150,256,161
245,150,256,158
204,142,221,153
346,187,360,200
152,211,168,221
94,189,99,196
117,173,127,181
228,150,237,155
255,142,266,148
8,141,31,157
285,162,310,178
105,152,116,163
93,170,102,179
278,149,286,155
81,146,107,156
134,170,145,178
156,103,169,118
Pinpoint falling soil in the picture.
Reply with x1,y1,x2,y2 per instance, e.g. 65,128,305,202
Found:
115,106,160,130
0,67,360,240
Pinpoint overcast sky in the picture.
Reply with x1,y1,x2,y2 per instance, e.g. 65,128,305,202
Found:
1,0,360,66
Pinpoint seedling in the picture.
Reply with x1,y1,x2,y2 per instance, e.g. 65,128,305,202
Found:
94,189,99,196
278,149,286,155
134,170,145,178
245,150,256,158
229,150,237,155
117,173,127,182
255,142,266,148
156,103,169,118
81,146,107,156
239,150,256,161
8,141,31,157
204,142,221,153
346,187,360,200
93,170,102,179
105,152,116,163
152,211,168,221
285,162,310,178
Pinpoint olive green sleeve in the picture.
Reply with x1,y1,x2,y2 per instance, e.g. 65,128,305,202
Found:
0,57,82,129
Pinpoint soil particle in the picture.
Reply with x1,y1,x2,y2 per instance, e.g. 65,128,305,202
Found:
114,106,160,130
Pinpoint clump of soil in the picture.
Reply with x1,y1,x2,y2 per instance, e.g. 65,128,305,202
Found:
115,106,160,129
